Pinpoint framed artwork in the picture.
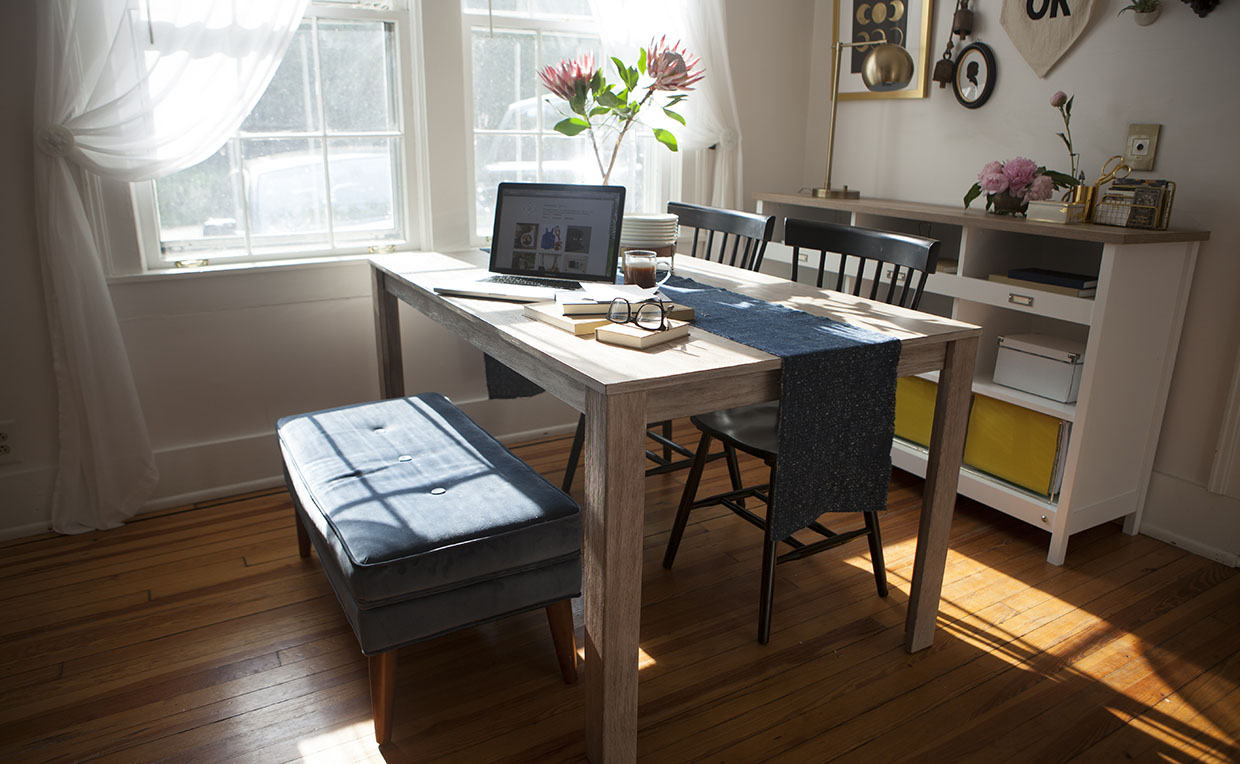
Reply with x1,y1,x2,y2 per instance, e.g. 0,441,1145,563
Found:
953,42,996,108
834,0,933,100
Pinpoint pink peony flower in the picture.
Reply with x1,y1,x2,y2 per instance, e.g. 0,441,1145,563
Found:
647,36,704,91
979,172,1010,194
980,161,1003,178
1003,157,1038,192
1050,91,1067,108
1023,174,1054,202
538,53,597,101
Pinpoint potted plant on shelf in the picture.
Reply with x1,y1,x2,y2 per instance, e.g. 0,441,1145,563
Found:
1119,0,1161,25
964,158,1077,216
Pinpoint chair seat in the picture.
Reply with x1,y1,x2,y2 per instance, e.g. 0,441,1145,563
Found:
691,401,780,459
278,394,581,610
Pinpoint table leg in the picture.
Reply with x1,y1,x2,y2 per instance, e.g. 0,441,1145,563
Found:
905,335,978,652
371,267,405,399
582,388,647,764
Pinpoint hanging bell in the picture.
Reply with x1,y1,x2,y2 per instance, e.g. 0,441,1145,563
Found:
952,7,975,37
932,53,955,88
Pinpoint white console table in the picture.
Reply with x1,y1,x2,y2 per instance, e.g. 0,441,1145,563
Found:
755,193,1210,564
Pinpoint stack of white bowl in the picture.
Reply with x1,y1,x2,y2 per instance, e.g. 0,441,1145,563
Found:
620,213,679,260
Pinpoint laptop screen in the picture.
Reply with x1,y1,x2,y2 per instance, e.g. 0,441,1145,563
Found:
489,182,625,282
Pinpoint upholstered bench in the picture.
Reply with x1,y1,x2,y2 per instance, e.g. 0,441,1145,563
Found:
277,393,582,745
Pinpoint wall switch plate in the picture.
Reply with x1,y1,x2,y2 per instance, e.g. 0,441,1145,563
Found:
1124,123,1160,171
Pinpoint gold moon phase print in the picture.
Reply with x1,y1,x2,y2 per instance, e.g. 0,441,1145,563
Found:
850,0,909,74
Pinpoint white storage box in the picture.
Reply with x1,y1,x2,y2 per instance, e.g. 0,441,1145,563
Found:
993,333,1085,403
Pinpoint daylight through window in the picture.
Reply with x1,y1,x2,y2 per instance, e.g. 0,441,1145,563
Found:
465,1,662,240
151,11,407,265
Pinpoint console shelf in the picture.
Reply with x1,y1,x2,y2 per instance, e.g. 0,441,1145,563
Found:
756,193,1209,564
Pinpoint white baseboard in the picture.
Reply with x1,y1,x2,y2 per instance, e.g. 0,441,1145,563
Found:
0,520,53,542
1141,471,1240,567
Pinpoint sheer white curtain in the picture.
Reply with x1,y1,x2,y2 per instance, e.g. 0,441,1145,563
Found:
33,0,308,533
588,0,744,209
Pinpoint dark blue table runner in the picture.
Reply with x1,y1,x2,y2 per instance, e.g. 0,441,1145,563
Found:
484,276,901,535
660,276,900,537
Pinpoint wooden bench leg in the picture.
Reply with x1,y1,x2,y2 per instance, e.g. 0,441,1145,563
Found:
545,600,578,684
294,511,311,558
368,651,397,745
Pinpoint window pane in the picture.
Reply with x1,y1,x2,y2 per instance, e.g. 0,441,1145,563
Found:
465,0,524,13
154,143,244,252
242,21,319,134
475,133,536,237
472,29,536,131
328,137,402,245
542,133,600,185
529,0,591,18
242,138,328,236
321,20,397,132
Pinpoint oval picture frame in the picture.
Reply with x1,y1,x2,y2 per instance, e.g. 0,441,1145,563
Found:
953,42,996,109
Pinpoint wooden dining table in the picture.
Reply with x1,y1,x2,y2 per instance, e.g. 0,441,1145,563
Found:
368,249,981,763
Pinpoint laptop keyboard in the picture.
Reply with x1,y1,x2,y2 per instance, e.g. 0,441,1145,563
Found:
482,274,583,290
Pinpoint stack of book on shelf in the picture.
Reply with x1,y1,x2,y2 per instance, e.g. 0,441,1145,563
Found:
522,297,694,349
987,267,1098,298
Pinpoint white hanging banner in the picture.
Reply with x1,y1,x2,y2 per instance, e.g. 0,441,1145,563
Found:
1000,0,1095,78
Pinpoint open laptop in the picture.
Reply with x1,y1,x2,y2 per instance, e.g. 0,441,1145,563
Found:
434,182,626,302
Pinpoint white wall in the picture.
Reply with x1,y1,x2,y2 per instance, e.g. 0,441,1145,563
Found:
799,0,1240,560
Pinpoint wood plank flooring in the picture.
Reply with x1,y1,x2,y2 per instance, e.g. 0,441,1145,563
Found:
2,421,1237,763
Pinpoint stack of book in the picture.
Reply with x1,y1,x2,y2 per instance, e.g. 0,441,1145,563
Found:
987,267,1098,298
522,297,694,349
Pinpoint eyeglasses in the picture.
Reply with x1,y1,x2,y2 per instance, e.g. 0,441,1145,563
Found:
607,298,670,332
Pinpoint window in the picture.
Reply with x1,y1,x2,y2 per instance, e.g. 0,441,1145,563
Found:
140,3,419,268
463,1,669,240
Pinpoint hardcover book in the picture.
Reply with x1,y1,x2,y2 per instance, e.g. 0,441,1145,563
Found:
989,274,1096,298
594,320,691,349
523,302,612,335
1005,267,1098,289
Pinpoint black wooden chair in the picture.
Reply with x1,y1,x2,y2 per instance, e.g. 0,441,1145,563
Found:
559,202,776,492
662,217,940,644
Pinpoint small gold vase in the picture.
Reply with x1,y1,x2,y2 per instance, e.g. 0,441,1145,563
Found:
1067,185,1097,222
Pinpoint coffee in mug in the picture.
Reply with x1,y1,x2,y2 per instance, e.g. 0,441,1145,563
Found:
622,250,670,288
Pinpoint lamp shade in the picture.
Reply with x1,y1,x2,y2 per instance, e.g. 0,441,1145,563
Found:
861,43,915,92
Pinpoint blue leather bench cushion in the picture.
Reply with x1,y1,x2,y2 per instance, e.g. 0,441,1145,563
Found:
277,394,581,609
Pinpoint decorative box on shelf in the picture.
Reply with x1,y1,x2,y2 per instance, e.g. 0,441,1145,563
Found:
1026,199,1086,224
994,333,1085,403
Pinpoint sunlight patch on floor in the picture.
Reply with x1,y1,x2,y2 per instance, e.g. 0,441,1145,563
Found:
576,645,657,669
296,719,376,762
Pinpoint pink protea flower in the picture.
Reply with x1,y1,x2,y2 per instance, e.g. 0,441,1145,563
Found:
1003,157,1038,192
538,53,597,101
646,36,704,91
1023,174,1054,202
1050,91,1068,108
979,172,1010,194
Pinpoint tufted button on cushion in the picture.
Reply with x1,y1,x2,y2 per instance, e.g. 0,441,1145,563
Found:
278,394,581,609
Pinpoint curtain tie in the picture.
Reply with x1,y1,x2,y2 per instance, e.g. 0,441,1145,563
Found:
36,124,76,157
718,129,739,150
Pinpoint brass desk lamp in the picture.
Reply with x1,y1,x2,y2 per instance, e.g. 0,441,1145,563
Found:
812,30,915,199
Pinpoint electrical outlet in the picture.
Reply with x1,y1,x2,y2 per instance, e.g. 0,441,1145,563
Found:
1124,123,1160,171
798,251,809,262
0,420,18,465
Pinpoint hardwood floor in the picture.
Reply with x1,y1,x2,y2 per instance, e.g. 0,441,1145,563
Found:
2,421,1237,763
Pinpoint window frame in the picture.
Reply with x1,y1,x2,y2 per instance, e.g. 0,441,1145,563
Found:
128,1,432,273
460,4,678,245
